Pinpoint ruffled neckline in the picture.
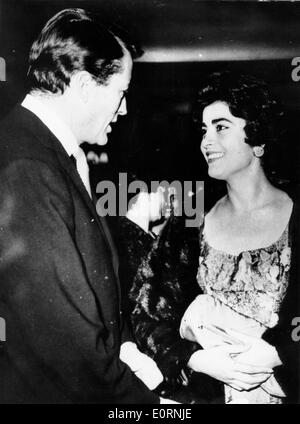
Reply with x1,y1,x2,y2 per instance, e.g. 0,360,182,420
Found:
202,224,289,259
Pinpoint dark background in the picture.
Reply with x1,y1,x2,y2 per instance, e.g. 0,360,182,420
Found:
1,0,300,208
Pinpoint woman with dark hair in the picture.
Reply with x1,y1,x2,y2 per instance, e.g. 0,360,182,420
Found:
126,72,299,404
180,71,293,404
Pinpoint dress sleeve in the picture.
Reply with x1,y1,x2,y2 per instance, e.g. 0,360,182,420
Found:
130,216,201,387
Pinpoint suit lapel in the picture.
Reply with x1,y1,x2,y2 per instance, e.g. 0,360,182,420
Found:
54,137,119,272
53,135,123,311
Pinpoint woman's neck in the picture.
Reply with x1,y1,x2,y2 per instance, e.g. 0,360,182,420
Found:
225,166,274,213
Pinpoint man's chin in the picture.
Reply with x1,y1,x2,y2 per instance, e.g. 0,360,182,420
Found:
96,134,109,146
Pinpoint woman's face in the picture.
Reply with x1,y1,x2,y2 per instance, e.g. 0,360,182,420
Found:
200,101,255,181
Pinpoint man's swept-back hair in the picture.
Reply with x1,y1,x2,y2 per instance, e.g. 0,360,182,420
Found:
27,8,140,94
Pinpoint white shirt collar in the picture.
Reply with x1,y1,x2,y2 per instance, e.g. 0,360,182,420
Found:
21,93,79,158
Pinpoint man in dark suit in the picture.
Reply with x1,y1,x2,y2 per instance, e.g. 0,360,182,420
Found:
0,8,165,403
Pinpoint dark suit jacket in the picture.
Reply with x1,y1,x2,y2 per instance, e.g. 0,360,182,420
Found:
0,105,159,404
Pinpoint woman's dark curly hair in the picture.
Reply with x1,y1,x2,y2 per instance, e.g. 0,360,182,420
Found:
192,71,284,174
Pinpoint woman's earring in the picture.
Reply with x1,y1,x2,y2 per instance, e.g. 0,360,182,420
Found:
253,145,264,158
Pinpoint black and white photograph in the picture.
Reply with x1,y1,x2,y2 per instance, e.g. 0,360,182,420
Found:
0,0,299,407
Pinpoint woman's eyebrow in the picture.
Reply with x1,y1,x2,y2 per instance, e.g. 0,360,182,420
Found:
212,118,232,124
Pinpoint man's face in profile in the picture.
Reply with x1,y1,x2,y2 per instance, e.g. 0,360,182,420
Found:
84,49,133,146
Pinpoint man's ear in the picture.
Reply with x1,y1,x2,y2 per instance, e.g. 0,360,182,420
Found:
69,71,94,104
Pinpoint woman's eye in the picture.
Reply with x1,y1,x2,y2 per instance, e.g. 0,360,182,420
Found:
216,124,228,132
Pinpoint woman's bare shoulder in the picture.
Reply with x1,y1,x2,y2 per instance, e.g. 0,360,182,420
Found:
271,187,293,214
205,195,228,221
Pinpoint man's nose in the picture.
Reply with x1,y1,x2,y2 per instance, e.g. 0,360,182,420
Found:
117,97,127,116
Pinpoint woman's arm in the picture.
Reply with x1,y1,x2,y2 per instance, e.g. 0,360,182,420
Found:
261,194,300,403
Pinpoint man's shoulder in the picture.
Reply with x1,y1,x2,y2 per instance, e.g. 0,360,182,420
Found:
0,105,57,166
0,104,47,141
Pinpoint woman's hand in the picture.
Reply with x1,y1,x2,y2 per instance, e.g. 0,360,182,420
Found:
226,329,282,369
188,345,273,391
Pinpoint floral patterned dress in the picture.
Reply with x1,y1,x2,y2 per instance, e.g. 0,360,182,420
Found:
181,225,291,404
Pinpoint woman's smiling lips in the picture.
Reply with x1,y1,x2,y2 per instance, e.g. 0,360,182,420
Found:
206,151,225,163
